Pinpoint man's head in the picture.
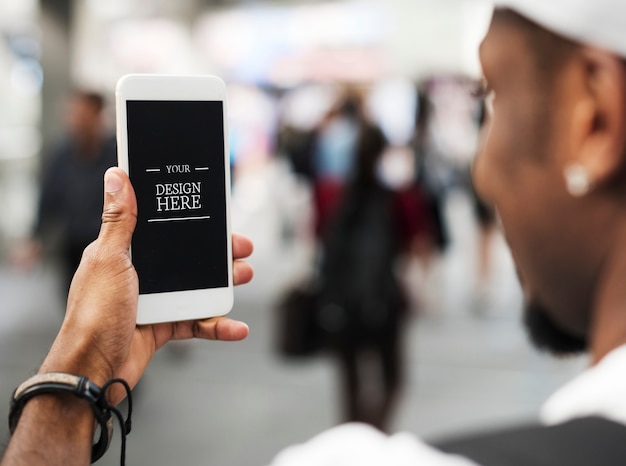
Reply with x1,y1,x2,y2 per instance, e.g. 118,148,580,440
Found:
65,89,106,140
473,7,626,357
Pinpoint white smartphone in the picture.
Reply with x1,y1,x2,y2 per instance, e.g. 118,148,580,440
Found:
115,74,233,324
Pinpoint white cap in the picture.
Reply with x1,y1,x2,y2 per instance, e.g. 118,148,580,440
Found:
494,0,626,58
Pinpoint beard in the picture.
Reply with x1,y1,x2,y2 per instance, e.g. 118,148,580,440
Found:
523,298,588,356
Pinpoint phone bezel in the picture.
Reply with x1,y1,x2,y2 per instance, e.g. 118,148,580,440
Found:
115,74,233,325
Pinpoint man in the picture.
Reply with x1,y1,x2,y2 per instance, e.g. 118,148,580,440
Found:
17,90,117,293
4,0,626,464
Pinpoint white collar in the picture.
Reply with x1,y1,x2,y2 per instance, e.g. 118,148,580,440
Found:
541,344,626,426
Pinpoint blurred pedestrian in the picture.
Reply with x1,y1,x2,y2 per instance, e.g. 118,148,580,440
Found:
14,89,116,294
317,123,429,431
310,91,364,240
411,86,450,259
404,86,451,314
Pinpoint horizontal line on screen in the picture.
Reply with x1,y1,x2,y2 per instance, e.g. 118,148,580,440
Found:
195,167,210,171
147,216,211,223
145,168,161,172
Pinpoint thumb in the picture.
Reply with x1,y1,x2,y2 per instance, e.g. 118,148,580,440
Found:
98,167,137,250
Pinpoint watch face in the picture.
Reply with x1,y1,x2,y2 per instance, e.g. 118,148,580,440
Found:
126,100,228,295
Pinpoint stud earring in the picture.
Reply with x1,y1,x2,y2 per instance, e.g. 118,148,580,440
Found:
564,164,590,197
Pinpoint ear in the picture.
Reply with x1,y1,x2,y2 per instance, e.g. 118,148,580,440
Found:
571,47,626,190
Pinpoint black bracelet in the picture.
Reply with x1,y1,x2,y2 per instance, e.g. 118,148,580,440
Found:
8,373,133,465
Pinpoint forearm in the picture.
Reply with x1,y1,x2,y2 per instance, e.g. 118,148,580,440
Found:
2,393,94,466
1,331,114,466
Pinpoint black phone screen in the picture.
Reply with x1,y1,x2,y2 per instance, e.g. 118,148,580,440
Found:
126,100,228,295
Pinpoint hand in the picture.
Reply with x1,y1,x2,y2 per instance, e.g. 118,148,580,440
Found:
39,167,254,403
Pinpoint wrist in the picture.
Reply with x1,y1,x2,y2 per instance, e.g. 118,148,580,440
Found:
6,391,95,465
6,373,130,465
19,391,94,429
40,330,114,387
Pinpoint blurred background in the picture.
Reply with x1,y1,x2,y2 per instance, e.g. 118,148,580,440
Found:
0,0,587,464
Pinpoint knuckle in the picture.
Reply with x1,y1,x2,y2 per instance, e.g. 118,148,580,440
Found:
101,202,125,225
100,202,137,240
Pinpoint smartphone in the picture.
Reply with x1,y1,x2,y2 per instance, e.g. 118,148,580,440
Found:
115,74,233,324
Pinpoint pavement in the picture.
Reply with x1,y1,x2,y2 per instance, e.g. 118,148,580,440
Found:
0,162,587,465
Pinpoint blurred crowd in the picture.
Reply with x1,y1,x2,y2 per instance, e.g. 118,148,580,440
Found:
5,76,490,292
4,72,492,436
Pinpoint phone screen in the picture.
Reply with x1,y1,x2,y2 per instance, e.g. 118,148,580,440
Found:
126,100,228,295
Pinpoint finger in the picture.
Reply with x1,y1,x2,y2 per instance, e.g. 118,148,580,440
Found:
150,317,249,349
193,317,249,341
97,167,137,251
233,260,254,286
232,233,253,260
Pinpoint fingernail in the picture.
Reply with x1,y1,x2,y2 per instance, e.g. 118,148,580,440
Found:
105,170,123,193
